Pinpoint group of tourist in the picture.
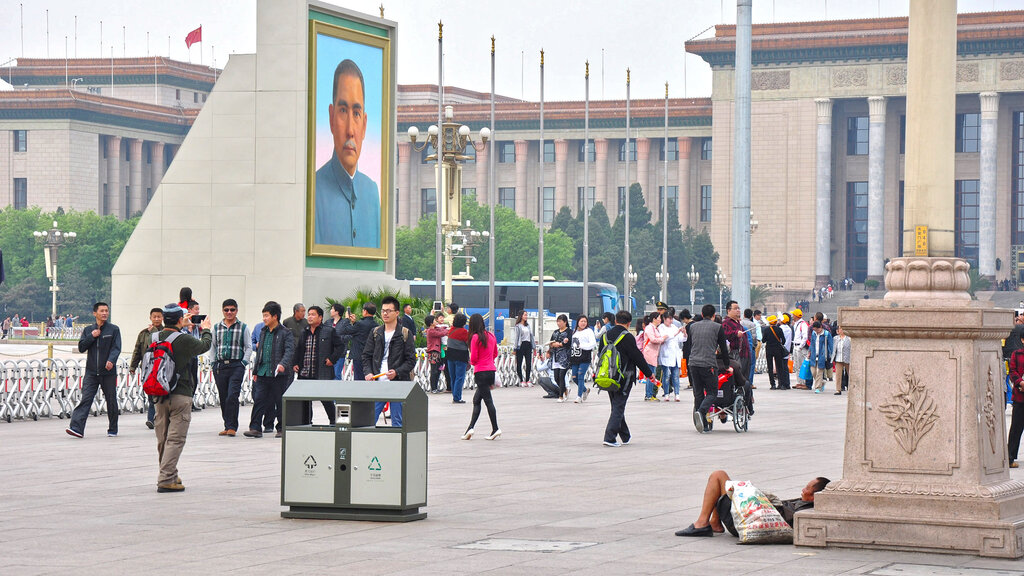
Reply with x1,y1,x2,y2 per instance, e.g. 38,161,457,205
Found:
1,314,32,338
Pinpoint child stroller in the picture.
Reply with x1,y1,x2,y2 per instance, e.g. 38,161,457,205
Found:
700,372,749,433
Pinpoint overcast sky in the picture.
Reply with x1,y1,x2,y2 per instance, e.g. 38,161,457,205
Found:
1,1,1017,101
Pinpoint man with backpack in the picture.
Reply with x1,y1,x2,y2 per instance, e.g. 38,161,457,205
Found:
595,310,653,447
362,296,417,427
150,303,212,493
66,302,123,439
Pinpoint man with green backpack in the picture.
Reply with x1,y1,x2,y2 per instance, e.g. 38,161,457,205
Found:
594,310,654,447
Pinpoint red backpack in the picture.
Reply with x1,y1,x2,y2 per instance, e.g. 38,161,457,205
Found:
141,332,182,397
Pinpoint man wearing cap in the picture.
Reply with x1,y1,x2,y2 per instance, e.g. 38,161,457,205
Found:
153,303,212,493
790,309,810,389
762,315,790,390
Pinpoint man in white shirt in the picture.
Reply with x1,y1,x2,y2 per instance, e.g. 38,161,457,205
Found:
658,311,686,402
790,309,810,389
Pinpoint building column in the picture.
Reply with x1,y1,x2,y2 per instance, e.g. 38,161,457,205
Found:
106,136,122,218
397,142,412,228
128,138,143,217
151,141,166,192
595,138,609,213
554,139,569,214
867,96,887,282
677,137,692,229
636,137,651,216
514,139,529,218
979,91,999,279
814,98,833,286
474,141,488,207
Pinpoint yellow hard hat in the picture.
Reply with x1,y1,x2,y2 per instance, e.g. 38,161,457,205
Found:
791,309,803,318
767,315,778,324
782,313,791,323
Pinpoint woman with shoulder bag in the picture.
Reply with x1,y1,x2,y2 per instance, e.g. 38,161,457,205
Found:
462,313,501,440
513,310,534,386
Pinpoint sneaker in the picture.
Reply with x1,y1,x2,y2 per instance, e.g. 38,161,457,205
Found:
621,437,631,445
107,432,117,437
814,389,822,394
674,393,680,402
692,411,706,434
602,440,621,447
574,397,581,403
461,428,474,440
145,421,155,430
583,388,590,401
156,482,185,493
65,427,83,438
663,396,670,402
557,397,566,403
486,429,502,440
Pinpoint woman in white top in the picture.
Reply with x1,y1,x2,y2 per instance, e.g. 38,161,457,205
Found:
512,310,535,385
831,325,851,396
569,316,597,403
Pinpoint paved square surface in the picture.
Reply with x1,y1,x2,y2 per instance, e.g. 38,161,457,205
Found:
2,373,1022,575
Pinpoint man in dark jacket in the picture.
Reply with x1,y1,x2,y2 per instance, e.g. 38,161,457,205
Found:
244,301,295,438
339,302,378,379
327,303,350,379
129,307,164,429
362,296,417,427
762,315,790,390
683,304,732,432
152,303,212,493
601,310,654,447
400,303,417,335
294,305,345,424
67,302,123,438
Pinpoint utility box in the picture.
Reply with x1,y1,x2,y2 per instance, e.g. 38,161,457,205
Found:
280,380,428,522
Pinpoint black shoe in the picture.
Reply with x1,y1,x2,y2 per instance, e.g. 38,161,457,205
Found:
542,394,558,399
675,523,714,537
243,429,263,438
263,427,274,434
145,420,155,429
453,400,466,404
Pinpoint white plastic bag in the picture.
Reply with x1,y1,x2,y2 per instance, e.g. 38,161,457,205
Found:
725,480,793,544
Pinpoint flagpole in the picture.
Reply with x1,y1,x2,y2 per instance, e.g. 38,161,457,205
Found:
537,49,545,345
624,69,631,311
661,81,669,303
434,21,443,303
582,61,590,317
74,15,77,58
488,36,496,331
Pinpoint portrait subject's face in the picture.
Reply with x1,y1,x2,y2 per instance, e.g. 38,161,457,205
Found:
329,73,367,176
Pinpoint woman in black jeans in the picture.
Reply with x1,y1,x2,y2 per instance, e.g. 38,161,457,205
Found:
549,314,572,401
512,310,534,386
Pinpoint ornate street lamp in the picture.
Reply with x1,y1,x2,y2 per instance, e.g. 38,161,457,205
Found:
32,221,76,355
715,268,726,311
687,264,700,310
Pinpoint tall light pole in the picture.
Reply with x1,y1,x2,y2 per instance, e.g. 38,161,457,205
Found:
408,106,490,306
624,265,638,312
33,221,76,357
715,268,726,311
687,264,700,310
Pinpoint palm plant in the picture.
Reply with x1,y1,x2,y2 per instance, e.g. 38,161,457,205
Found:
325,287,434,346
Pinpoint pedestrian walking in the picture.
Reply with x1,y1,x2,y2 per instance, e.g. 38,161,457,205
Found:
66,302,122,439
445,313,470,403
1008,331,1024,468
601,310,653,447
684,304,732,432
211,299,252,436
832,325,851,395
808,321,834,394
569,315,597,403
549,315,572,401
641,312,668,401
462,313,501,440
128,307,164,429
512,310,535,385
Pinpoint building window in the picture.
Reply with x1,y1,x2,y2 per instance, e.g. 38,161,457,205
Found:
955,179,980,269
421,188,436,216
461,188,476,201
540,141,555,163
618,140,636,162
498,141,515,163
1014,112,1024,246
955,112,981,153
846,181,869,282
175,89,181,101
420,142,436,163
540,187,555,223
658,186,679,213
201,94,207,103
617,186,626,216
102,183,108,214
578,141,595,162
498,187,516,210
13,130,27,152
847,116,869,155
660,138,678,161
125,145,130,161
576,186,595,213
899,115,906,155
193,92,199,103
13,178,27,209
146,187,153,203
145,144,152,164
700,185,712,222
700,138,712,160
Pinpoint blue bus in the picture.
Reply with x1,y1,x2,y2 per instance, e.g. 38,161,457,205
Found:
408,280,623,341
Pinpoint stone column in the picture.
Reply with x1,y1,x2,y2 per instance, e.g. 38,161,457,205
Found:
867,96,887,282
554,139,569,214
474,141,488,207
595,138,609,213
677,137,692,228
636,137,651,216
128,138,143,217
815,99,833,286
106,136,122,218
979,91,999,279
514,139,529,219
151,141,165,191
397,142,412,228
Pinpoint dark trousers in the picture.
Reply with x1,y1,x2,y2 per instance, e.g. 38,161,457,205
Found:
249,374,287,432
1009,401,1024,463
689,364,718,412
553,368,568,395
604,382,632,443
70,373,118,435
350,355,365,381
515,343,533,383
467,370,499,433
429,358,444,392
213,361,245,431
250,378,277,431
767,351,790,389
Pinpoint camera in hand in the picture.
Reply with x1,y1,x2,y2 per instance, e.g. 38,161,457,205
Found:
190,314,207,324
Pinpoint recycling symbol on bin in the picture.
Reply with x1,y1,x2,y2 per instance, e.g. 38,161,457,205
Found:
368,456,382,471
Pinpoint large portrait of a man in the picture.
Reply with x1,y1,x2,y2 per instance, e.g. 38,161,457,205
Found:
307,21,391,259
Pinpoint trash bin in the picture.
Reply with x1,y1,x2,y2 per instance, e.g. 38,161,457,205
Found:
280,380,427,522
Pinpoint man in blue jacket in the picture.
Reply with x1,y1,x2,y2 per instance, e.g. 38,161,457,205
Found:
808,321,834,394
66,302,122,438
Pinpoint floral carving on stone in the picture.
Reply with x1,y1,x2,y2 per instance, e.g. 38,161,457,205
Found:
1000,61,1024,82
983,366,998,455
886,65,907,85
752,70,790,91
884,257,971,300
832,67,867,88
957,63,979,83
878,368,939,455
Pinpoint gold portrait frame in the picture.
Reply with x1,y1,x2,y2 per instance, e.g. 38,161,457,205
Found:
306,19,392,260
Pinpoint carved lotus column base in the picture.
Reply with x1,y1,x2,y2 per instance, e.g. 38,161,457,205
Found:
794,282,1024,558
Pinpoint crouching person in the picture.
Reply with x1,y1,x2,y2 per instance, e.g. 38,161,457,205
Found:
153,303,212,493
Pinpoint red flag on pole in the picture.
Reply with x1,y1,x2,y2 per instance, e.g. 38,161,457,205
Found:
185,26,202,49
